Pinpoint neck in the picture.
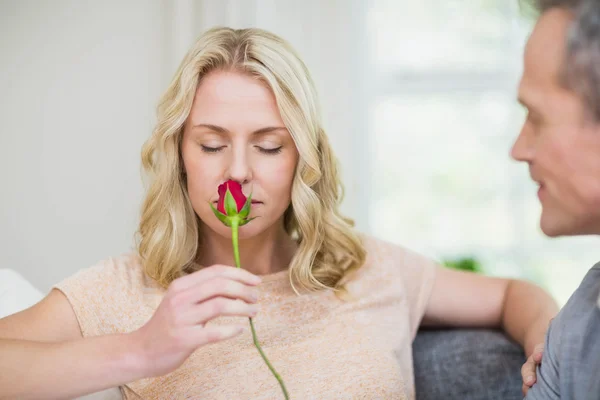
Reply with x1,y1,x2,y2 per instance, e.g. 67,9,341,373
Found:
198,222,297,276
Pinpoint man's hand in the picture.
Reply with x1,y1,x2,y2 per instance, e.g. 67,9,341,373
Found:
521,343,544,396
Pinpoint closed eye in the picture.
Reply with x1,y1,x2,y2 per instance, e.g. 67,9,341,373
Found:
201,145,226,153
256,146,282,155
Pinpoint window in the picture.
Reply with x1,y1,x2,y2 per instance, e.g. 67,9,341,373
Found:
367,0,599,305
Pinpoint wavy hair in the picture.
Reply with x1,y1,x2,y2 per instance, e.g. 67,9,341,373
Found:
136,27,366,295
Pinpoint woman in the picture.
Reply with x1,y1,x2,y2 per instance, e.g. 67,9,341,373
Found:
0,27,557,399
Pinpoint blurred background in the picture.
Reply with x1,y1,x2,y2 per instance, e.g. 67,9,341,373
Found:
1,0,598,306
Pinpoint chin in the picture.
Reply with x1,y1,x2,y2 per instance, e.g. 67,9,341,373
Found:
236,221,268,239
539,222,564,238
539,213,590,237
201,217,269,240
539,210,568,237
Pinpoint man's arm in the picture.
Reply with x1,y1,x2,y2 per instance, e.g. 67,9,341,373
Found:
572,304,600,399
525,320,560,399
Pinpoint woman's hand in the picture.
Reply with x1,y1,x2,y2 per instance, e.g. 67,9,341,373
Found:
521,343,544,396
130,264,261,378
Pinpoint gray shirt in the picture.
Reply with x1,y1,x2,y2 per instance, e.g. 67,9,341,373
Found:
526,263,600,400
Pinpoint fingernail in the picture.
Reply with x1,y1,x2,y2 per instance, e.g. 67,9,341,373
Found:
526,376,534,385
252,275,262,284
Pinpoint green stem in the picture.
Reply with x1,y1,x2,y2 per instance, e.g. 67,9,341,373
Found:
231,219,289,400
232,219,241,270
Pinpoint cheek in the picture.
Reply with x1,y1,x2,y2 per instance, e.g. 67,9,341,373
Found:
570,144,600,209
182,154,222,201
258,157,296,198
542,135,600,211
538,134,575,182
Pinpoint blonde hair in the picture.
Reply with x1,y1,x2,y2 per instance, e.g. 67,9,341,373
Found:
136,27,366,295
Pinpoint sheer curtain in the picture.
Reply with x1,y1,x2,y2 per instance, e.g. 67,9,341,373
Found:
366,0,600,305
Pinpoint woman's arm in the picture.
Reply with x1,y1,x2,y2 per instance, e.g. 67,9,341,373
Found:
422,267,558,357
0,264,261,399
0,289,145,400
0,334,144,400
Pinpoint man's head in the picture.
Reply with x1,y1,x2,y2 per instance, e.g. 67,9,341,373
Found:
511,0,600,236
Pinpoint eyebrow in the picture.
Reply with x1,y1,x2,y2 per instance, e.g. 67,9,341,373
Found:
517,85,544,113
192,124,287,136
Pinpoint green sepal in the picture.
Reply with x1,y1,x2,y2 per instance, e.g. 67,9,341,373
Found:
209,202,232,227
224,189,238,216
239,216,258,226
239,193,252,219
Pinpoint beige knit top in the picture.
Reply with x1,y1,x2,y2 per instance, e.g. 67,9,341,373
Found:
53,235,437,399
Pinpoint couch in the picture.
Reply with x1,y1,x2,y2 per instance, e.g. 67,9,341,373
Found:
413,328,524,399
1,269,525,399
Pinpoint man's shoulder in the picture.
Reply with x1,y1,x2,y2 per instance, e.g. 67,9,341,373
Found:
526,263,600,399
539,262,600,398
551,263,600,338
589,261,600,310
565,262,600,316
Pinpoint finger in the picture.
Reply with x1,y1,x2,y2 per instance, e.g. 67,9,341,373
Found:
185,297,259,325
522,383,530,396
521,358,537,386
524,374,536,387
521,357,533,377
190,324,246,346
170,264,262,292
189,277,260,305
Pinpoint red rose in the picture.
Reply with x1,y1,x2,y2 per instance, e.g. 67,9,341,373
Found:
217,180,246,215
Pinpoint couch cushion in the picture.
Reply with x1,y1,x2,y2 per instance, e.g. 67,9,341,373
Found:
0,269,44,318
413,329,525,400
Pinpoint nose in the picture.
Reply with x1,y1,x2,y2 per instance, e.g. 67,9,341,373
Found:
226,145,253,184
510,123,534,163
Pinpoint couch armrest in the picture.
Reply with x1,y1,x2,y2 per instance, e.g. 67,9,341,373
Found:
0,269,44,318
413,329,525,400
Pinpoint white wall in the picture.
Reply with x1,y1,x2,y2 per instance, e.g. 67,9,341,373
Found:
0,1,369,291
0,1,166,291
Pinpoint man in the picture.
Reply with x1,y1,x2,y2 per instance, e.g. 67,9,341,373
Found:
513,0,600,398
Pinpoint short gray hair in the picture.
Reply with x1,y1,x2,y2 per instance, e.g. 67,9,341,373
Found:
526,0,600,121
528,0,581,12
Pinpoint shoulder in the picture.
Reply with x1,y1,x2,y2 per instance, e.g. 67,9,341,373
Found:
360,234,438,271
59,253,157,291
53,253,162,314
354,234,438,289
546,263,600,398
544,262,600,364
581,262,600,299
569,263,600,341
52,253,162,336
555,263,600,331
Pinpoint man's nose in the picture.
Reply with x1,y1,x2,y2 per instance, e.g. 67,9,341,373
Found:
510,125,534,163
